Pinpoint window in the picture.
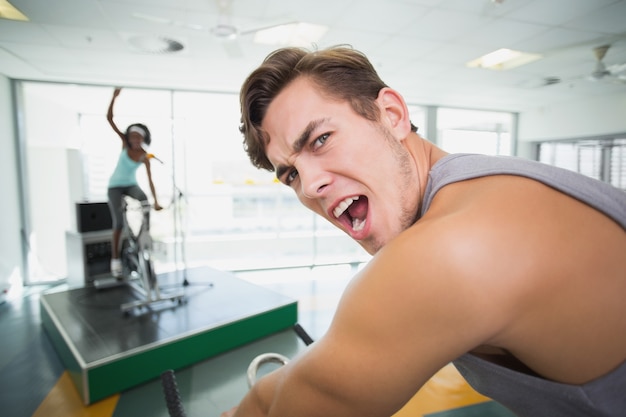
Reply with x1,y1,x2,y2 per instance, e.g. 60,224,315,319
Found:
538,138,626,190
437,108,514,155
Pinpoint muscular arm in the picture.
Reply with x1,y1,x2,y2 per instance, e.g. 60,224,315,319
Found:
225,222,507,417
107,87,125,143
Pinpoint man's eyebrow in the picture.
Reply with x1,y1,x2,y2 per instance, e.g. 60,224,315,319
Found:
294,118,326,153
275,118,327,180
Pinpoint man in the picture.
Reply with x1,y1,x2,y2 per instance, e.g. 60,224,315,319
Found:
223,46,626,417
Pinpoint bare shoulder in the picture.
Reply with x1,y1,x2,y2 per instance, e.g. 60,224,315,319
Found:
418,174,626,310
408,174,626,380
421,174,625,281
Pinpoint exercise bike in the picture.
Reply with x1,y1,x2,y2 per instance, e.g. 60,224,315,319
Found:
118,197,185,315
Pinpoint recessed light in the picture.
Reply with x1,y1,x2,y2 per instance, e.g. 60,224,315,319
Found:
0,0,28,21
467,48,541,70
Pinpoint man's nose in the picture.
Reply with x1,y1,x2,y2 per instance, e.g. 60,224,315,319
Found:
299,163,329,199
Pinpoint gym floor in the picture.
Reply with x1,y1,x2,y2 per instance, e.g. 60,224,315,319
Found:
0,264,514,417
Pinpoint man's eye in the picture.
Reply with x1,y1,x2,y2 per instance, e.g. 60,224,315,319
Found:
286,169,298,185
312,133,329,149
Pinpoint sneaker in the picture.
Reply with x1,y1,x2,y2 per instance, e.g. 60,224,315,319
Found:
110,258,123,278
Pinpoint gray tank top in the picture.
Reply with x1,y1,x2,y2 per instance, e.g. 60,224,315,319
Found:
421,154,626,417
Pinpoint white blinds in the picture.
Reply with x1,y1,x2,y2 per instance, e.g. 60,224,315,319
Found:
538,138,626,190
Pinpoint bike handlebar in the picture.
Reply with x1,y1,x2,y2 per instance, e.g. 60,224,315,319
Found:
246,353,290,389
161,324,315,416
161,370,187,417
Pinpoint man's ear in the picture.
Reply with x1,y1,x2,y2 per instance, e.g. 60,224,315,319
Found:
376,87,412,139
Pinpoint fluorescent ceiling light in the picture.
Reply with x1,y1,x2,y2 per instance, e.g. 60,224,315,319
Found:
254,22,328,47
0,0,28,21
467,48,541,70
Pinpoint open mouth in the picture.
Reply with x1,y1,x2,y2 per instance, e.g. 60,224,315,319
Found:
332,195,368,233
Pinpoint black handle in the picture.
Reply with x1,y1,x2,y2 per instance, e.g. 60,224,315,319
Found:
161,369,187,417
293,323,315,346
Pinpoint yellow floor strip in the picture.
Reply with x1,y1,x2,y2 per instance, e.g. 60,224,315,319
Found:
393,363,491,416
32,371,119,417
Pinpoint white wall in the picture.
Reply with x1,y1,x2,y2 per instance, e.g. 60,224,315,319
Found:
21,86,80,280
26,147,72,279
518,93,626,142
0,74,23,292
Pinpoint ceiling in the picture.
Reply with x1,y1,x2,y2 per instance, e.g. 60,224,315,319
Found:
1,0,626,112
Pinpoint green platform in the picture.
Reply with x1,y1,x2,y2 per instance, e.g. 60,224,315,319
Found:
40,266,298,404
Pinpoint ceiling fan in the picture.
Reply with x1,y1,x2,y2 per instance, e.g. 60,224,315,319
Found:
587,44,626,83
523,43,626,89
132,0,295,57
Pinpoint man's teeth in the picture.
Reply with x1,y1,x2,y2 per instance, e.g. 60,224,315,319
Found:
333,196,360,219
352,217,365,232
333,196,366,232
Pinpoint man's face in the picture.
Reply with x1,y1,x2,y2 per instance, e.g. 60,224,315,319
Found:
262,77,420,254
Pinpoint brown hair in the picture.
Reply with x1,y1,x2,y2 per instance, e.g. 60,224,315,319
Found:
239,45,417,172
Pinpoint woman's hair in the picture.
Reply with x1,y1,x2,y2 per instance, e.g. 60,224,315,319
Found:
239,45,417,172
124,123,152,146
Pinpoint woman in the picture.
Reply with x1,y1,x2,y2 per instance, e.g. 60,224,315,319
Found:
106,87,162,278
